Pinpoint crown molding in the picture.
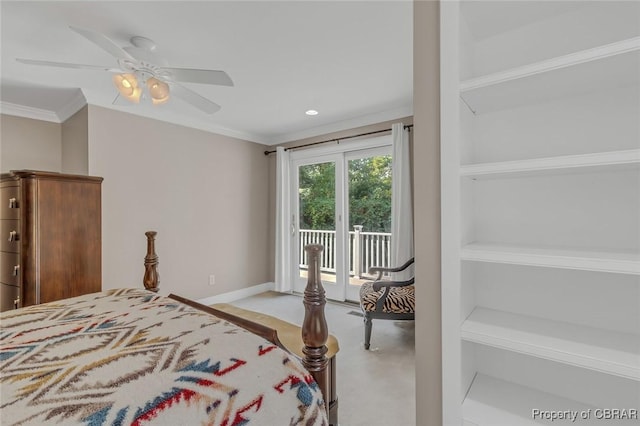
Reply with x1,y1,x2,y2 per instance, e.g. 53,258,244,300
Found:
1,98,413,147
0,101,61,123
56,91,88,122
0,97,266,144
163,113,270,144
96,104,269,145
263,104,414,145
0,91,87,123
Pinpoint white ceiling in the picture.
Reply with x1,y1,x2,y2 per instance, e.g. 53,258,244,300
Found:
0,1,413,145
460,1,591,41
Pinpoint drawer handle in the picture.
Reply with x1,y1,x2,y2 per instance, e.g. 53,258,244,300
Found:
13,265,20,276
8,230,18,242
13,298,20,309
8,198,17,209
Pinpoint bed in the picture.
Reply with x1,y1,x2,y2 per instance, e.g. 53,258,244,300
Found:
0,232,337,425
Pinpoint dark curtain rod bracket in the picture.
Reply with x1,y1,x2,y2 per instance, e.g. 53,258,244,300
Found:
264,124,413,156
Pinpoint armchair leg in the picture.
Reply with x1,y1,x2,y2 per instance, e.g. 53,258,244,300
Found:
364,316,372,350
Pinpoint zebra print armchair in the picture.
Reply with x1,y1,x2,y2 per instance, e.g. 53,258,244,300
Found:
358,257,415,350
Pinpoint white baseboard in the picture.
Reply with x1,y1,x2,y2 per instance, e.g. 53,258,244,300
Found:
197,282,275,306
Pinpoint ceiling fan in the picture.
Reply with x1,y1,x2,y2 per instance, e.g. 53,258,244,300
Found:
16,26,233,114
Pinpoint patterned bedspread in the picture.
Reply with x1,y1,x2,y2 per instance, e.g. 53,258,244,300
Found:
0,288,328,425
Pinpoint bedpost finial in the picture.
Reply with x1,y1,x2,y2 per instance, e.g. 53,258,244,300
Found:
301,244,329,373
144,231,159,292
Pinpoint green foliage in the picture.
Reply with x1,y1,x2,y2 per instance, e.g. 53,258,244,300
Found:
299,162,336,229
348,156,392,232
298,156,392,232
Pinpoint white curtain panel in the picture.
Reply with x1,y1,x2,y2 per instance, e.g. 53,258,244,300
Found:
275,147,292,292
391,123,414,281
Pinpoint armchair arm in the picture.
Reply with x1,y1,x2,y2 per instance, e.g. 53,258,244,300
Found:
372,277,415,292
372,277,415,312
369,257,415,280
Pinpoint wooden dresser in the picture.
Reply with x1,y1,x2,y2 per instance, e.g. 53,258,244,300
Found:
0,170,103,311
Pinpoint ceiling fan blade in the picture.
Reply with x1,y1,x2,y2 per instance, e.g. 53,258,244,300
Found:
170,83,221,114
69,26,135,61
162,67,234,86
16,58,119,72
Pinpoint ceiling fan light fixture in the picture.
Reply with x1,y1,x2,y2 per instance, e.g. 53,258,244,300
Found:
146,77,170,105
113,73,141,103
20,27,230,114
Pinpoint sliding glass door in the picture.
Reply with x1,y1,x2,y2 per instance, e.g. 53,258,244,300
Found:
290,140,392,302
292,154,345,301
344,147,392,301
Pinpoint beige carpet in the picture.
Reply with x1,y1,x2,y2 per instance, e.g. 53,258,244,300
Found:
228,291,416,426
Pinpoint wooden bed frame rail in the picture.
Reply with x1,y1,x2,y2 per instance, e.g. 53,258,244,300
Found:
143,232,337,425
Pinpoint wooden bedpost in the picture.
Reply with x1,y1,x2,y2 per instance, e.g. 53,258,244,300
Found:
169,243,337,425
143,231,159,292
301,244,334,422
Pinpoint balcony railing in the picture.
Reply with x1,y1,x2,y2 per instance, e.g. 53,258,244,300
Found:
299,226,392,278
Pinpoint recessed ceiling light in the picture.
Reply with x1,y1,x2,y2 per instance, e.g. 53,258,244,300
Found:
305,109,319,116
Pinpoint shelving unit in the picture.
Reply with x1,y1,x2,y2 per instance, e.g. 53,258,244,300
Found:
461,243,640,275
441,2,640,425
463,375,601,425
460,149,640,179
460,37,640,93
460,38,640,114
462,307,640,380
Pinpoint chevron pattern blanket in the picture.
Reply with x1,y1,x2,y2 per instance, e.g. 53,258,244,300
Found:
0,288,328,425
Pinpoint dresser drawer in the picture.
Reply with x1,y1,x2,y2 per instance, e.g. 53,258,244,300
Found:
0,251,20,286
0,186,20,220
0,283,20,312
0,220,20,253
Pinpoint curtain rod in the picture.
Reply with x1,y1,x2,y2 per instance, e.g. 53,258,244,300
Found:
263,124,413,156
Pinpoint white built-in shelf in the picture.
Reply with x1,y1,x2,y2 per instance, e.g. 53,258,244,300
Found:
460,149,640,179
460,37,640,113
461,37,640,92
464,374,600,425
462,308,640,380
461,243,640,275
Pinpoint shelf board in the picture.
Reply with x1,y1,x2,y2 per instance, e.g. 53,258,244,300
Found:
461,37,640,92
464,374,599,425
460,149,640,179
462,308,640,380
461,243,640,275
460,37,640,113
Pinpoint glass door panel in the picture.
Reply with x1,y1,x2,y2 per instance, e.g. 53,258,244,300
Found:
345,147,393,302
290,143,392,302
293,156,345,301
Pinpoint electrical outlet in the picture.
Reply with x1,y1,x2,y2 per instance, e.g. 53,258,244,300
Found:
209,275,215,286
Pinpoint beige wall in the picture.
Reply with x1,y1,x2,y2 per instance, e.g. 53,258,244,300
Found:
2,22,440,419
61,106,88,174
414,1,441,425
0,114,62,172
265,116,414,280
87,106,271,300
